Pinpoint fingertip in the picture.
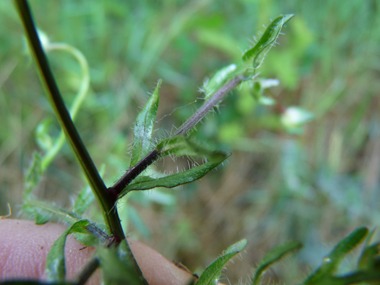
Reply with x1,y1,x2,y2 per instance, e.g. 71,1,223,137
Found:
0,219,198,285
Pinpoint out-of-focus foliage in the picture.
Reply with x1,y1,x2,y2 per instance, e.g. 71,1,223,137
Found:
1,0,380,283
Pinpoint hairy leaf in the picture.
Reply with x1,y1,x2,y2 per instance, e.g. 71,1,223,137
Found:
45,220,90,282
23,199,79,225
35,118,53,152
302,227,368,285
73,185,95,215
119,155,228,196
252,241,302,285
156,135,226,160
197,239,247,285
33,207,51,225
23,204,51,225
72,226,99,247
203,64,237,100
242,14,294,69
24,151,42,200
130,80,161,167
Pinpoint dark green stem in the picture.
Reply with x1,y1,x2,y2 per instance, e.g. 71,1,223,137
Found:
15,1,151,283
13,0,124,240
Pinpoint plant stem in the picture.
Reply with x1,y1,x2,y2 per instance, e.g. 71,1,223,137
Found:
109,150,159,198
110,75,244,197
75,257,100,285
174,75,244,136
13,0,124,240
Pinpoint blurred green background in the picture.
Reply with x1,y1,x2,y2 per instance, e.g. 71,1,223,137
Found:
1,0,380,283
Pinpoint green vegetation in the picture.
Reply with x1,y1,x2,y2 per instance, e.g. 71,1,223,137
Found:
1,0,380,284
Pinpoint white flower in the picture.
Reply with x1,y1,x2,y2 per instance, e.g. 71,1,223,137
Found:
281,107,314,129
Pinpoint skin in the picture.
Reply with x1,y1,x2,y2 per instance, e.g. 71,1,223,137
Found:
0,219,199,285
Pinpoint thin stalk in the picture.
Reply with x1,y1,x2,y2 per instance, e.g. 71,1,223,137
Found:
42,43,90,171
174,75,244,136
109,150,159,197
14,0,123,240
75,257,100,285
110,75,244,197
15,2,149,282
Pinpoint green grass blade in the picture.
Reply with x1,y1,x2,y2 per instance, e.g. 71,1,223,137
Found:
242,14,294,69
302,227,368,285
252,241,302,285
119,155,228,196
45,220,90,282
156,135,226,160
130,80,162,167
197,239,247,285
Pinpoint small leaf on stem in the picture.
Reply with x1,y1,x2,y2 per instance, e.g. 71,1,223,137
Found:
24,151,42,200
45,220,90,282
197,239,247,285
242,14,294,69
130,80,162,167
252,241,302,285
119,154,228,196
156,135,226,160
302,227,368,285
203,64,237,100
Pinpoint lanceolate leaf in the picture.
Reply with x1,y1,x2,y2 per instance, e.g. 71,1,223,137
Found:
242,14,294,68
45,220,90,282
302,227,368,285
32,207,51,225
23,199,79,225
130,80,162,167
24,151,42,200
35,118,53,152
252,241,302,285
197,239,247,285
72,185,95,215
156,135,226,160
203,64,237,100
23,204,51,225
119,155,228,196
